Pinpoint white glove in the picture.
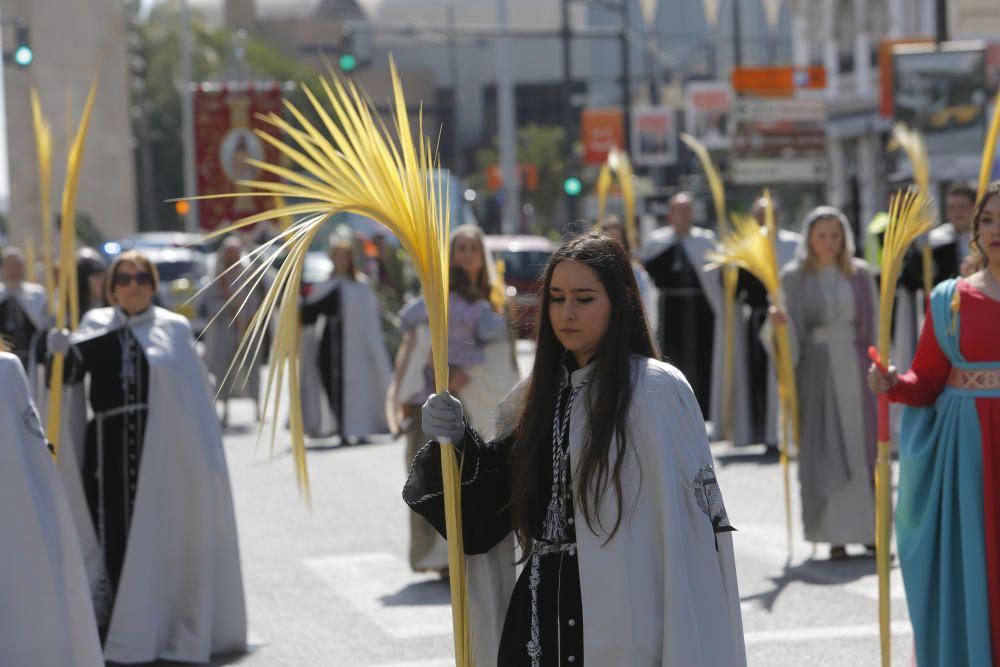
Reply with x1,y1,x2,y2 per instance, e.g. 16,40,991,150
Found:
46,328,72,355
421,391,466,446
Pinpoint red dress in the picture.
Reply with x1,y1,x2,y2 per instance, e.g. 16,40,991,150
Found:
890,279,1000,662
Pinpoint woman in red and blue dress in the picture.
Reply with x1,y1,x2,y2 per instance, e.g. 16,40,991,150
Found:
870,181,1000,666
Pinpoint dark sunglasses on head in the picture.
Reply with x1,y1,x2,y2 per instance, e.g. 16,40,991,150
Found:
113,271,153,288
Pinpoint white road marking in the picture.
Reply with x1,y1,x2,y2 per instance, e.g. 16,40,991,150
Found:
745,621,912,644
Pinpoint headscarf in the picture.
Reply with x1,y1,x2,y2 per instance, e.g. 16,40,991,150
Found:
797,206,856,273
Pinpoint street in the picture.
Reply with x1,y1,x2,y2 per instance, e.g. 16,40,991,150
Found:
181,385,914,667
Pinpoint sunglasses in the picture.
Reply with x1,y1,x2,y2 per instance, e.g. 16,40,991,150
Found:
113,271,154,288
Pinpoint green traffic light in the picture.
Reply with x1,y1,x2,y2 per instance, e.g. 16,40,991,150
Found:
339,53,357,73
563,177,582,196
13,45,33,67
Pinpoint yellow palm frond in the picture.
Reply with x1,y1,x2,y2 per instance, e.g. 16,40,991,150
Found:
891,123,930,194
979,91,1000,200
709,190,798,557
680,132,726,233
46,74,100,459
595,162,612,226
189,59,472,665
878,188,935,359
30,89,55,313
709,212,780,296
594,147,638,250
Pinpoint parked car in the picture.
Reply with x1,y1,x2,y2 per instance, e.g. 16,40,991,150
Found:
142,247,210,335
484,235,556,338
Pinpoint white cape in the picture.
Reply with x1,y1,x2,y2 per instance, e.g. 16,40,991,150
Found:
0,352,104,667
300,277,392,438
641,226,752,445
57,307,246,663
467,357,747,666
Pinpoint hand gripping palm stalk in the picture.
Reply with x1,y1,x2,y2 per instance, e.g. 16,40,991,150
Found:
708,191,798,558
869,188,934,667
680,132,736,440
594,146,637,251
44,76,99,460
187,60,473,665
891,123,936,295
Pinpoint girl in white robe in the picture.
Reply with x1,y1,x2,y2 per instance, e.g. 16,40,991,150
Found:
407,232,746,666
391,225,517,574
0,351,104,667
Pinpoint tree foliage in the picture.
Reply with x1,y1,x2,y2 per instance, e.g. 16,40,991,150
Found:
468,124,567,235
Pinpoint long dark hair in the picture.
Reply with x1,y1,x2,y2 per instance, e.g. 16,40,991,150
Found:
963,180,1000,276
509,232,658,554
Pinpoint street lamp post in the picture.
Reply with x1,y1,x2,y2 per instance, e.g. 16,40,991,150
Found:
179,0,199,233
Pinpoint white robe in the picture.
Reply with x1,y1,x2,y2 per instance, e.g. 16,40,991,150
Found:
58,307,246,663
0,352,104,667
467,356,747,666
300,277,392,438
640,226,752,445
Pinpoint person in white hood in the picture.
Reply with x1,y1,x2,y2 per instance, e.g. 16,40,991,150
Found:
0,350,104,666
406,232,746,666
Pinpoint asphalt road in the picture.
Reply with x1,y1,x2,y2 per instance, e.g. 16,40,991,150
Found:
128,345,913,667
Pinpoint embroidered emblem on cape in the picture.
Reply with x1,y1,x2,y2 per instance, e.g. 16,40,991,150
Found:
22,405,45,441
692,464,732,532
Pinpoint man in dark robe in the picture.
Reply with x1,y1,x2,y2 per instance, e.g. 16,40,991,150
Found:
640,192,717,417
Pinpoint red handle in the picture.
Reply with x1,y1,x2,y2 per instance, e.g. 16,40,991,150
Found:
869,346,891,442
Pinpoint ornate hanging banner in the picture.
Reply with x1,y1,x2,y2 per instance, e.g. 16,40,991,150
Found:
193,83,285,232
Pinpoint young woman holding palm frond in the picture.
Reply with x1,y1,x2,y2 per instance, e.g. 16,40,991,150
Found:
870,182,1000,666
768,207,879,560
405,232,746,666
392,224,515,574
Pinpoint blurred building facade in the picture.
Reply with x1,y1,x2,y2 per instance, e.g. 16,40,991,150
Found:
159,0,1000,234
1,0,137,247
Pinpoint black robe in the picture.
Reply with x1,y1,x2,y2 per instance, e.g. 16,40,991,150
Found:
0,294,42,371
301,284,344,433
643,244,715,418
737,269,773,446
405,385,584,666
57,324,150,608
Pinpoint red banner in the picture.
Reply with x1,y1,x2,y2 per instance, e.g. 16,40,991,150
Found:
194,84,284,232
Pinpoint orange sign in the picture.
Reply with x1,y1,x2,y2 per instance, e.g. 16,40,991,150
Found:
581,108,625,165
731,66,827,96
485,163,539,191
878,37,936,118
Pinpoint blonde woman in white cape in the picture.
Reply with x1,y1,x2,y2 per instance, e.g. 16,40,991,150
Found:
391,224,518,574
0,350,103,666
406,232,746,666
47,251,246,663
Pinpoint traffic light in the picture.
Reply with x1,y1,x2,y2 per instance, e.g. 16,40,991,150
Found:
563,177,582,196
338,53,358,73
9,20,32,68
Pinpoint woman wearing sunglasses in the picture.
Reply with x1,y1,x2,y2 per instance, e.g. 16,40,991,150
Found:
46,250,246,663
